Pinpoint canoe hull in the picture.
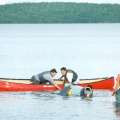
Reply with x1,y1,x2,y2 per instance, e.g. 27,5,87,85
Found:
0,77,114,92
79,77,114,89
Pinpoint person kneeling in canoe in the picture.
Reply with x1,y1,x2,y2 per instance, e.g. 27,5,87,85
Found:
59,67,79,84
31,69,61,90
112,74,120,96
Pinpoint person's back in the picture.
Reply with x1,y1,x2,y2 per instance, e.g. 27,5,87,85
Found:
31,69,61,90
65,69,78,83
38,71,51,84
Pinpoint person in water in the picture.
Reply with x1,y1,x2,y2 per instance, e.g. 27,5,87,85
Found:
112,74,120,96
31,69,61,90
80,85,93,98
59,67,79,84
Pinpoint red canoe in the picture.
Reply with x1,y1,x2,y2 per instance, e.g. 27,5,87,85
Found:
0,77,114,92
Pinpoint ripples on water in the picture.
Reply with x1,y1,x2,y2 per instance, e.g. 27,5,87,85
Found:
0,90,119,120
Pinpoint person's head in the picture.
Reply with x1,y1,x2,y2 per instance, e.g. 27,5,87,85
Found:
86,85,93,98
87,85,93,90
50,69,57,77
61,67,67,76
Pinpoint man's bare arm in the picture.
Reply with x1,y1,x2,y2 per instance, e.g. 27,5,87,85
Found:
112,77,119,96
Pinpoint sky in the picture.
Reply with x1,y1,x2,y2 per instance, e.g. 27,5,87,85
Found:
0,0,120,5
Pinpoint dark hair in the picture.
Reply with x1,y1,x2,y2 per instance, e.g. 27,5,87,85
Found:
87,85,92,89
50,69,57,73
61,67,66,71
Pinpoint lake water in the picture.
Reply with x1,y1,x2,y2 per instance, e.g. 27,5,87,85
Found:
0,24,120,120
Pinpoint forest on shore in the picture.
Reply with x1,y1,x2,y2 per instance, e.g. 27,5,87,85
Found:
0,2,120,23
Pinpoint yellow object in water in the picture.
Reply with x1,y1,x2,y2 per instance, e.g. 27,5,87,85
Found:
85,87,92,94
67,89,72,96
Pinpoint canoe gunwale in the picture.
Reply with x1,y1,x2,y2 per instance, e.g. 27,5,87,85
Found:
0,76,114,81
80,76,114,80
0,77,114,85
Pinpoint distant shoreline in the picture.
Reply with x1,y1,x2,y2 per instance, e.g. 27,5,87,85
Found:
0,2,120,23
1,2,120,6
0,23,120,25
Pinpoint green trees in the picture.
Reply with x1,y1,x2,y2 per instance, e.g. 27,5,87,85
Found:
0,2,120,23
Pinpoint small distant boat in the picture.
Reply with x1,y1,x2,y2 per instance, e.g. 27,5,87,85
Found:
0,77,114,92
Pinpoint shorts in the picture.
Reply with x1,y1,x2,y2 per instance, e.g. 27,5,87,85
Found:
30,76,40,84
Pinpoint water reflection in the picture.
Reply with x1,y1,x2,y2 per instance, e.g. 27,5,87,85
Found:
113,103,120,117
0,90,118,120
0,91,94,102
29,91,57,101
81,97,93,101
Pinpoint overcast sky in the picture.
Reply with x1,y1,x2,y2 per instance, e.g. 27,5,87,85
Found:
0,0,120,5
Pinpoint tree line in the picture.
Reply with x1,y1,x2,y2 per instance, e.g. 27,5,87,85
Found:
0,2,120,23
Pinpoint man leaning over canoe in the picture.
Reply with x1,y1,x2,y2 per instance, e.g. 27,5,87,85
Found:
30,69,61,91
59,67,80,84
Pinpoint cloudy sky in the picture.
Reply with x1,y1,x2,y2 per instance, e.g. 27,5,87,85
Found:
0,0,120,5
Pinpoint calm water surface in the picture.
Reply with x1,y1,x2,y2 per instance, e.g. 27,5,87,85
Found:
0,24,120,120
